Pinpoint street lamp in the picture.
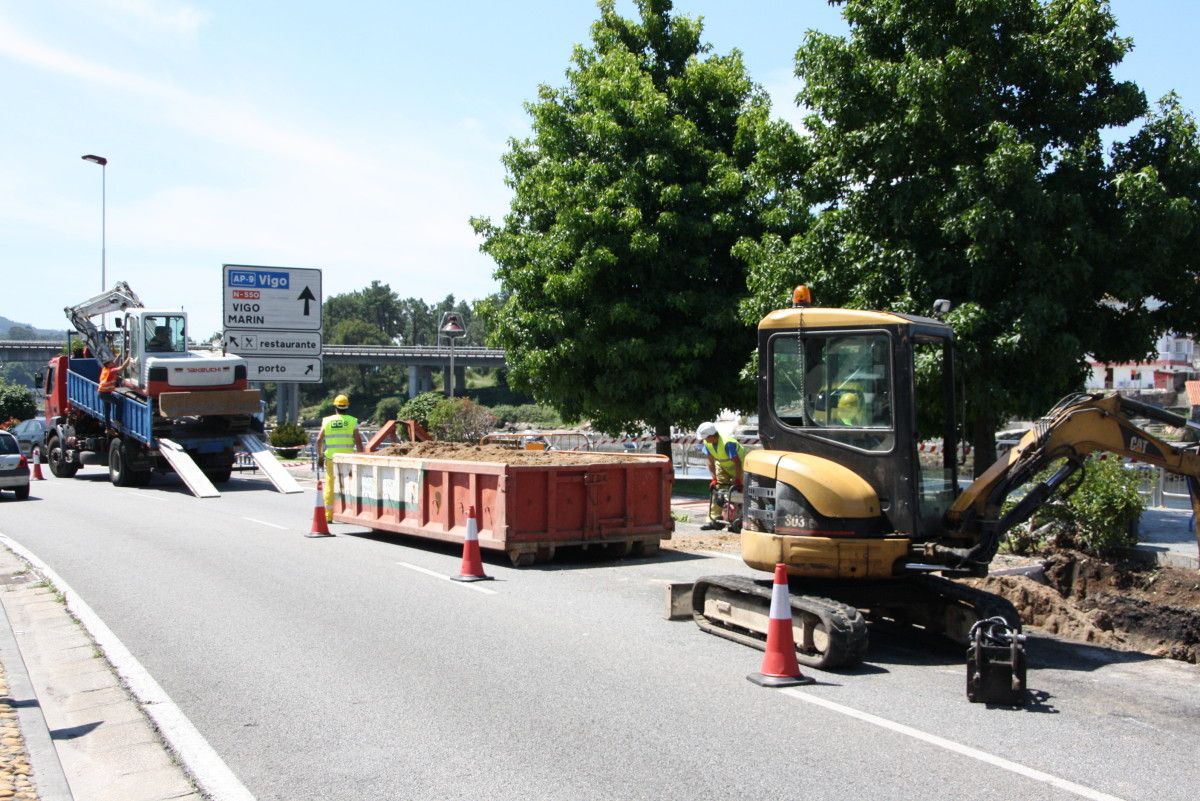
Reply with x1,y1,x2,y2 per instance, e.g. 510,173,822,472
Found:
81,154,107,292
439,312,467,397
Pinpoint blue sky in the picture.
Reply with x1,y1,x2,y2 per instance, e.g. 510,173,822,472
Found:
1,1,1196,338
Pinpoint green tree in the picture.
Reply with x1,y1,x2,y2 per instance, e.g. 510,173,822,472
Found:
7,324,36,340
473,0,780,452
741,0,1200,474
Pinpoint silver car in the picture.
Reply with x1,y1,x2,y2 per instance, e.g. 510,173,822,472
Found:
0,431,30,500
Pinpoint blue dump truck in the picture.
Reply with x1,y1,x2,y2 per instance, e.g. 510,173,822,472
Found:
42,282,301,498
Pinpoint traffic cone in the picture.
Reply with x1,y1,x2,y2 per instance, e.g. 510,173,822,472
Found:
306,479,332,538
30,460,45,481
452,506,492,582
747,563,815,687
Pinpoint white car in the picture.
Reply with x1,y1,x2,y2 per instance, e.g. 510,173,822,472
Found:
0,430,30,500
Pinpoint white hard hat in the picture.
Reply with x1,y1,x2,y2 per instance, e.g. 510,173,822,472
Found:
696,422,718,439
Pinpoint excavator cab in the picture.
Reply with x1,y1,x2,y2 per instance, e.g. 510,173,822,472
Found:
751,298,959,553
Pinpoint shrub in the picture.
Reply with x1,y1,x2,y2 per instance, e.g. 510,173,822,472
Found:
427,398,496,442
269,422,309,449
398,391,445,429
488,403,561,428
0,382,36,422
373,396,406,424
1002,455,1145,557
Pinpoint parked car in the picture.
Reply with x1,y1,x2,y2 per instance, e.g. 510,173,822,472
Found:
0,430,30,500
9,416,47,461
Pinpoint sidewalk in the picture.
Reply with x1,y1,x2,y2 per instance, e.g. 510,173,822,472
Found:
0,545,202,801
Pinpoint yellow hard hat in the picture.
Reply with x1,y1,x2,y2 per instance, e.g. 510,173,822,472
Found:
334,394,350,408
838,392,859,409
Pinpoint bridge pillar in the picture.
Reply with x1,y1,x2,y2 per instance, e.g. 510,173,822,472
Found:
454,366,466,397
408,366,434,398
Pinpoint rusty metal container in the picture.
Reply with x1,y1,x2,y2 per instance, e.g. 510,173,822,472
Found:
330,451,673,564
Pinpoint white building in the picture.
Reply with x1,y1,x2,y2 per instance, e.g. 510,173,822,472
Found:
1085,332,1195,391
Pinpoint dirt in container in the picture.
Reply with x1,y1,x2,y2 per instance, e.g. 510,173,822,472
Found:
374,441,660,465
963,551,1200,663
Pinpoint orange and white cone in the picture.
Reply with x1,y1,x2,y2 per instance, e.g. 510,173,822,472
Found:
453,506,492,582
30,459,45,481
306,479,333,538
747,563,815,687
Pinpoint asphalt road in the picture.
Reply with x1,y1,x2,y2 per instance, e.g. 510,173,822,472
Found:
2,468,1198,801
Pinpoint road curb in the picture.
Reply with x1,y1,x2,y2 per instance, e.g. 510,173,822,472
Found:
0,534,256,801
0,583,74,801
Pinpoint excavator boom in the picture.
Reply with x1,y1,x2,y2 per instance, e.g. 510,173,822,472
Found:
946,393,1200,567
63,281,144,364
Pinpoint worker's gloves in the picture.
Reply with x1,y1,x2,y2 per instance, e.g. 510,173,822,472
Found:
709,478,719,490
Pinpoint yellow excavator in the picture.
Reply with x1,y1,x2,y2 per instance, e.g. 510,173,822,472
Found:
693,287,1200,672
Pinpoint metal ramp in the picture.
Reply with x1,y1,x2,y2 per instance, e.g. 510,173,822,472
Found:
157,438,220,498
237,434,303,494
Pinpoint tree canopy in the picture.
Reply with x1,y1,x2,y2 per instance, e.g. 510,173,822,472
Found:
738,0,1200,471
473,0,790,446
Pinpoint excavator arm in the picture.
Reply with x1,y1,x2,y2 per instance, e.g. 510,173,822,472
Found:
944,393,1200,569
64,282,144,365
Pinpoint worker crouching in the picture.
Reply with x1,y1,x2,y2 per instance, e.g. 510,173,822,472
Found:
698,422,745,531
316,394,364,523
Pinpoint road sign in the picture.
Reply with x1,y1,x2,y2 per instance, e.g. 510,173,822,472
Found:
224,329,321,357
222,265,322,332
242,356,323,382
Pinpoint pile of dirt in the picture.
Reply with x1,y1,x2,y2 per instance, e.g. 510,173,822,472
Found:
964,551,1200,662
374,441,658,466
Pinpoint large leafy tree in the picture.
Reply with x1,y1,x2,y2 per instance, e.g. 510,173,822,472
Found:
472,0,782,450
740,0,1200,473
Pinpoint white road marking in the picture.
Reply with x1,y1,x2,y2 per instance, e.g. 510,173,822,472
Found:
697,550,741,561
241,517,288,530
780,688,1127,801
0,533,256,801
396,561,498,595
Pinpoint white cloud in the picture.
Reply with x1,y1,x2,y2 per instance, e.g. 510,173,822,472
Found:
70,0,208,39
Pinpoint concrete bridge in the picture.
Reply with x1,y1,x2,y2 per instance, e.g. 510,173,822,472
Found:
1,340,508,420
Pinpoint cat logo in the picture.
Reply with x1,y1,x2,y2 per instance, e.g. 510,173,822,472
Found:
1128,435,1150,455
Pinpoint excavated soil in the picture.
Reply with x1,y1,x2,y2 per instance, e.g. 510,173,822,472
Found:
375,441,658,465
964,551,1200,662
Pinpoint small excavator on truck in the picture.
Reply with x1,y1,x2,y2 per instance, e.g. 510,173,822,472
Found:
42,282,301,497
692,286,1200,677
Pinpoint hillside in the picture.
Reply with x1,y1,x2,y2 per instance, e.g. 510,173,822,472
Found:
0,315,66,340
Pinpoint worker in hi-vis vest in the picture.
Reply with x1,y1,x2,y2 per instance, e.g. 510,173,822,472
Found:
697,421,745,530
316,394,364,523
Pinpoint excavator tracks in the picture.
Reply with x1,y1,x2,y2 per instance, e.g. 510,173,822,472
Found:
690,573,1022,670
692,575,869,669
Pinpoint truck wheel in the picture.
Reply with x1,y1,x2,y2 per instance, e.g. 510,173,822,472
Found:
14,485,29,500
108,440,133,487
47,436,78,478
205,468,233,484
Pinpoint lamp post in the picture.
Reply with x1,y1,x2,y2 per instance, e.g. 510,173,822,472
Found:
81,155,107,292
439,312,466,397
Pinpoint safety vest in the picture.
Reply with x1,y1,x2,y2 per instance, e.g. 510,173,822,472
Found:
98,365,119,394
321,413,358,456
704,434,745,471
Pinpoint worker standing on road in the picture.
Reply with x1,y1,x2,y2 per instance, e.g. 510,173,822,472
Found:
316,394,364,523
698,422,745,530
